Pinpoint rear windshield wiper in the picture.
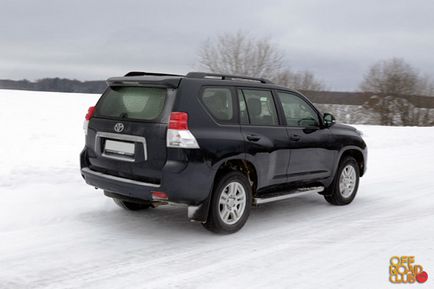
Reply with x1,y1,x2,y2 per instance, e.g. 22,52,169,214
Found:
120,112,128,119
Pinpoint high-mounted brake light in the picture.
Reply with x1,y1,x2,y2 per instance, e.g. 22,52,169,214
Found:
83,106,96,135
85,106,96,121
167,112,199,149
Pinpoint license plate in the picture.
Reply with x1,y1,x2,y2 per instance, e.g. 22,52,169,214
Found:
104,140,135,156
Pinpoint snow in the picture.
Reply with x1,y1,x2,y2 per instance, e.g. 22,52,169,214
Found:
0,89,433,289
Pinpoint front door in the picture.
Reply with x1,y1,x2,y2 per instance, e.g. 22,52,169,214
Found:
275,90,334,182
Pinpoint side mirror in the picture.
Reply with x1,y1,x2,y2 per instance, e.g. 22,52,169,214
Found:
323,113,336,128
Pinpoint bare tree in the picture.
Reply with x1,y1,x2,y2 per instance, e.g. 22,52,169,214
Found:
360,58,434,126
198,31,324,91
273,69,325,91
360,58,420,95
418,74,434,96
198,32,284,78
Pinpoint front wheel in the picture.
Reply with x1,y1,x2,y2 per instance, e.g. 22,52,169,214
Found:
203,171,252,234
324,156,360,205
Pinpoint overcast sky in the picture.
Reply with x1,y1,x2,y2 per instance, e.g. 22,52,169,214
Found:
1,0,433,91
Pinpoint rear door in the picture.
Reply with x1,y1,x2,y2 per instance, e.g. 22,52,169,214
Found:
238,88,290,189
85,86,175,185
275,90,333,182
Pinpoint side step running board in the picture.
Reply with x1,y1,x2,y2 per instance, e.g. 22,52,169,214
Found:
253,186,324,205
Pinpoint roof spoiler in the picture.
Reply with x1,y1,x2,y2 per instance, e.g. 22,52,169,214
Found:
108,71,183,88
124,71,184,77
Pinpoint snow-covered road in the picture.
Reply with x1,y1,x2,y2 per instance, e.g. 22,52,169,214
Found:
0,90,433,289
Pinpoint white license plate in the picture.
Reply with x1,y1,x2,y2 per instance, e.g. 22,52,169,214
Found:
104,140,135,156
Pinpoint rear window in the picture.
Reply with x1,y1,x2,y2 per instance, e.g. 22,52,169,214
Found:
95,87,166,120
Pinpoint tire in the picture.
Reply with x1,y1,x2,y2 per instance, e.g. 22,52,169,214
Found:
113,198,152,211
324,156,360,206
203,171,252,234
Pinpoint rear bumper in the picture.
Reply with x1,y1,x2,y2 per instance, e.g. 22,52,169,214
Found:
80,158,215,205
81,165,213,222
81,167,158,201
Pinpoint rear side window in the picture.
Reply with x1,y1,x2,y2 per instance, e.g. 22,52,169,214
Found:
201,87,234,122
239,89,279,126
95,87,166,120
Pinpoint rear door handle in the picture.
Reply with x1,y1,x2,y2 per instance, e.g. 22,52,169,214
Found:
247,135,261,142
290,134,301,141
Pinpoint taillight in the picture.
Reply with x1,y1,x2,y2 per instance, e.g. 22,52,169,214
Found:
83,106,95,135
169,112,188,130
167,112,199,149
85,106,96,121
152,191,169,200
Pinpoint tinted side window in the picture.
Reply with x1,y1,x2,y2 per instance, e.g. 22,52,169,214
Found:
240,89,278,126
201,87,234,122
277,92,319,127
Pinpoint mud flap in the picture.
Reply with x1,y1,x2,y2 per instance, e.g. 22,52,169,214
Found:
188,197,211,223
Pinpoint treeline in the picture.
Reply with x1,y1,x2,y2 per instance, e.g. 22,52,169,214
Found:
310,92,434,127
197,32,434,126
0,78,107,94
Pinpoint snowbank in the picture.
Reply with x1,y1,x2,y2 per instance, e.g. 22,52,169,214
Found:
0,89,433,289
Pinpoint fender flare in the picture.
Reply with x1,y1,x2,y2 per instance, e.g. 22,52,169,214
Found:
332,146,366,178
188,156,256,223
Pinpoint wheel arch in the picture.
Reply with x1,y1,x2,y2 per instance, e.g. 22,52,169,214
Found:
336,147,366,177
188,158,257,223
214,159,258,193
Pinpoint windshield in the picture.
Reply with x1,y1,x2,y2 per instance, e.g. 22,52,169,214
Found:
95,86,166,121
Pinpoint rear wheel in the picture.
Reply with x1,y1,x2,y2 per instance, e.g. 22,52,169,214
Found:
324,156,359,205
113,198,152,211
203,171,252,234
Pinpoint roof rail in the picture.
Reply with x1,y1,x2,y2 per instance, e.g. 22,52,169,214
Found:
124,71,184,77
186,72,273,84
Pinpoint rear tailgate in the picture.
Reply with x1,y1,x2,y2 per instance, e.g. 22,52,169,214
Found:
84,85,176,185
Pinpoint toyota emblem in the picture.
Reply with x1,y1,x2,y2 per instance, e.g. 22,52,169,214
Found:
114,123,124,133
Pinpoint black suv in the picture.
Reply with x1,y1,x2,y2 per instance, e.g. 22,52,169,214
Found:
80,72,367,234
